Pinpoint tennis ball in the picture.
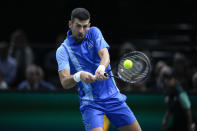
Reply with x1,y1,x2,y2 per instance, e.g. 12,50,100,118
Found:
123,59,133,69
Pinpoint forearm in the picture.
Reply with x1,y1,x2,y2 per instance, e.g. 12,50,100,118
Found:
59,70,96,88
162,110,171,130
100,55,110,68
98,48,110,68
60,75,76,89
164,110,171,122
186,109,193,128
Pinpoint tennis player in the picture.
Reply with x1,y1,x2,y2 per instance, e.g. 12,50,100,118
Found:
56,7,141,131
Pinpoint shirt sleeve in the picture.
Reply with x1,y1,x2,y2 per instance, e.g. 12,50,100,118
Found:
56,45,70,72
89,27,110,52
179,91,191,109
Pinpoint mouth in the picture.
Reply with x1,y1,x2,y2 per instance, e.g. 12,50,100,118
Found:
79,33,83,37
78,34,84,39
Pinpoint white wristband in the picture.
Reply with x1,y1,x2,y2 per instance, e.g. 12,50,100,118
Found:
73,71,81,83
96,65,105,72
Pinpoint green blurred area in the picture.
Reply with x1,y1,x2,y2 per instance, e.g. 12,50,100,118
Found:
0,92,196,131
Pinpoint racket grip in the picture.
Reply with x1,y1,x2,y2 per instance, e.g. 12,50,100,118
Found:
104,73,119,79
104,73,108,77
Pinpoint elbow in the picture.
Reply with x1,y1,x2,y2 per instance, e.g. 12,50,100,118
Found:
60,80,72,90
62,85,70,90
61,83,73,90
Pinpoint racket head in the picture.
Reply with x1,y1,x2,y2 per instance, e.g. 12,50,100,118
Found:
117,51,151,84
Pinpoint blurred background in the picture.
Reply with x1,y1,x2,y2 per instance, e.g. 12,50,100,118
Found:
0,0,197,131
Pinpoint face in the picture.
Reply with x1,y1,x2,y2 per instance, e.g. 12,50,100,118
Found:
162,77,175,89
69,18,90,42
26,67,40,85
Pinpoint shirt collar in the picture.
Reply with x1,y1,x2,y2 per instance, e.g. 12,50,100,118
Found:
66,29,89,45
67,29,75,44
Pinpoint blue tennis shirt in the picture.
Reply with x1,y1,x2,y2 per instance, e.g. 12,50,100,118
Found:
56,27,124,105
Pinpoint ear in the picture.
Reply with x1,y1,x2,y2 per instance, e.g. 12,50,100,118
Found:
87,23,91,30
68,20,72,28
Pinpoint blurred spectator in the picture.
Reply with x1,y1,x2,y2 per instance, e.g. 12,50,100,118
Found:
17,64,56,91
134,82,147,92
9,29,34,85
0,41,17,86
154,61,167,90
172,52,189,90
0,72,8,90
119,41,136,57
161,69,196,131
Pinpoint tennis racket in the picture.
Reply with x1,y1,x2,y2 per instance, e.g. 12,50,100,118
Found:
104,51,151,84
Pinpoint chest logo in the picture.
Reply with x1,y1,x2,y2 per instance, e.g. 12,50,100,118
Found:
88,44,93,49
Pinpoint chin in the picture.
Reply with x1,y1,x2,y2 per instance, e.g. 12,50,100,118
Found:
77,37,84,41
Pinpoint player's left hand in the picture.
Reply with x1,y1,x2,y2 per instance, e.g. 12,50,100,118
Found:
95,71,108,81
95,65,108,81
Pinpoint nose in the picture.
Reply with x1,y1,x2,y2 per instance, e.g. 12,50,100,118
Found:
79,27,84,33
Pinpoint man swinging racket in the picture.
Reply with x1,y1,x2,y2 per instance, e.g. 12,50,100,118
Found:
56,7,141,131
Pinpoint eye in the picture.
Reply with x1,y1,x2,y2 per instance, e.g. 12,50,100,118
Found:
76,24,82,28
83,25,88,28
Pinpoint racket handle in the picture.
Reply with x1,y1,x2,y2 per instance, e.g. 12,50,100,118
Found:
104,69,112,77
104,73,108,77
104,73,120,80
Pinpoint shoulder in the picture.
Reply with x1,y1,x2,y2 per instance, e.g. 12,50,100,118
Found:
87,26,103,41
18,81,28,90
175,85,184,94
56,45,64,53
40,80,56,90
89,26,101,32
88,26,102,35
56,44,67,57
7,56,17,66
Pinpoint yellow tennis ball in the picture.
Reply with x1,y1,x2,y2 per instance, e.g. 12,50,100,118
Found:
123,59,133,69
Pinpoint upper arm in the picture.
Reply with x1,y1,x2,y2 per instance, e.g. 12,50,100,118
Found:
98,48,109,59
56,46,73,86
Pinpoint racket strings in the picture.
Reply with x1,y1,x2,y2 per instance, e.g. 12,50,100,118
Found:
118,53,150,83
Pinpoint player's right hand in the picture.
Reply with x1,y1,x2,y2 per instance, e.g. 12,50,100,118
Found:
80,71,96,83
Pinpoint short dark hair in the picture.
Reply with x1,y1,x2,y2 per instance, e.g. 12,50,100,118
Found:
71,8,90,22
